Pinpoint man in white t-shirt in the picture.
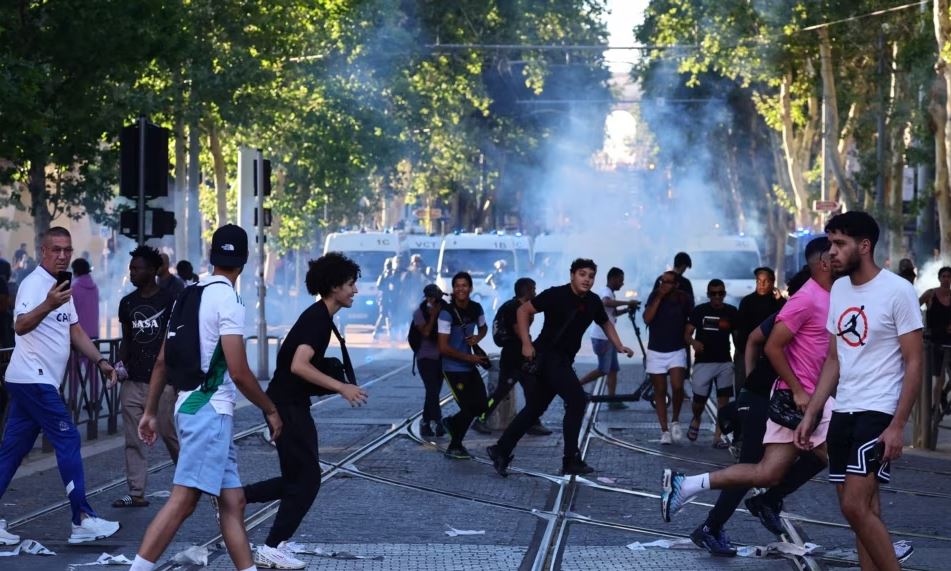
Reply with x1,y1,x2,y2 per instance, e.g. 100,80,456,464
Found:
796,212,923,571
129,225,283,571
579,267,639,407
0,227,120,546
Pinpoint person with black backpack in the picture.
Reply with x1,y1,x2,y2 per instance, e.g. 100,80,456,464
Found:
131,225,283,571
410,283,446,437
242,252,368,569
438,271,490,459
479,277,551,436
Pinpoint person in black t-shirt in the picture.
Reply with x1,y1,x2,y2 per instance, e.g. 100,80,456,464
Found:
684,279,738,447
115,246,179,508
644,271,693,444
734,267,785,391
244,253,368,566
673,251,694,301
488,259,633,477
481,278,551,436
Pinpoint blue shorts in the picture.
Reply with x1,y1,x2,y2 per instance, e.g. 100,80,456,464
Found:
173,405,241,496
592,338,619,373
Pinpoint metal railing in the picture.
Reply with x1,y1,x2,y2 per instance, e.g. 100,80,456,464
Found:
0,338,121,443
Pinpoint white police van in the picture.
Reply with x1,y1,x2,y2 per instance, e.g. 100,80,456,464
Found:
435,232,531,307
400,233,442,277
684,235,762,307
323,231,400,326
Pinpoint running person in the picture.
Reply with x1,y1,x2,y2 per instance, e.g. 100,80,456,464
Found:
413,283,446,437
684,279,738,447
487,259,634,476
661,238,835,527
0,227,120,545
796,212,923,571
644,271,692,444
114,245,179,509
244,253,369,569
438,272,490,459
579,267,640,408
130,225,284,571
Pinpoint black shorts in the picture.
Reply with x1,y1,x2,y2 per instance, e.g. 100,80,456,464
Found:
827,411,894,484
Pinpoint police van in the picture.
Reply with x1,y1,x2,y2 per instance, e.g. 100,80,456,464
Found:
683,235,762,307
323,231,400,326
435,232,531,306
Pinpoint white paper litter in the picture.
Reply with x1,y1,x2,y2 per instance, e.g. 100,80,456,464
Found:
0,539,56,557
736,542,819,558
444,526,486,537
279,542,384,560
68,553,134,566
626,538,697,551
171,545,209,565
596,477,617,485
145,490,171,498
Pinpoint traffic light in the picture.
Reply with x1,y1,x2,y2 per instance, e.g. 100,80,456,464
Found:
119,208,177,240
120,122,169,199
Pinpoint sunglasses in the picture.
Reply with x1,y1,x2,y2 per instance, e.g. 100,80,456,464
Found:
708,291,726,297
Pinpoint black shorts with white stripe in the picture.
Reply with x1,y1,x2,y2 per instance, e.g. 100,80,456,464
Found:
827,410,894,484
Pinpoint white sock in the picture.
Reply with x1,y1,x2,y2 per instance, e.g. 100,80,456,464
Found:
239,566,257,571
680,473,711,497
130,555,155,571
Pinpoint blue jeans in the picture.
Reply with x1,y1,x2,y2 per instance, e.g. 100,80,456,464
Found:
0,382,96,524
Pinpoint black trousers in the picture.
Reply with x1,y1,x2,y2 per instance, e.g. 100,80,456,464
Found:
485,347,541,420
244,403,321,547
417,357,443,423
444,369,488,447
497,352,586,458
705,390,826,531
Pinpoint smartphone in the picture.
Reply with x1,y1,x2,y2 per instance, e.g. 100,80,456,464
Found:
56,271,72,289
872,440,886,464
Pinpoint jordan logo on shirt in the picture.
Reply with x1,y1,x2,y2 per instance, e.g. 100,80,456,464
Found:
836,305,868,347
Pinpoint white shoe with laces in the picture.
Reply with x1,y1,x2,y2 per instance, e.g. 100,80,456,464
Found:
0,519,20,546
68,516,120,544
660,431,673,445
254,542,306,569
670,422,683,443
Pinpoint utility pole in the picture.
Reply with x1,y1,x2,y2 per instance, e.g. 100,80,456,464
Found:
137,116,147,245
875,29,887,215
255,149,268,380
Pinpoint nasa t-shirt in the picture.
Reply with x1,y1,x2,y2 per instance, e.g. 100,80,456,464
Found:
119,288,174,383
827,270,923,414
5,266,79,387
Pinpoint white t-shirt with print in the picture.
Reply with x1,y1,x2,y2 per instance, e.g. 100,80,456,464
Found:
5,267,79,387
590,286,615,341
827,269,923,414
174,276,245,415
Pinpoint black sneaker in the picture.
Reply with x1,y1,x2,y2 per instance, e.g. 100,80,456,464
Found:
434,419,446,437
420,420,435,438
526,422,552,436
690,524,737,557
745,495,784,536
486,445,513,477
444,444,472,460
471,419,492,434
561,453,595,475
440,417,454,440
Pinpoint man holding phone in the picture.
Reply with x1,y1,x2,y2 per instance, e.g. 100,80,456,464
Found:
0,227,120,545
796,212,923,571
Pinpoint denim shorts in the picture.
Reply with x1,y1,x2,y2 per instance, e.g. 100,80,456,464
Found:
173,405,241,496
591,338,620,373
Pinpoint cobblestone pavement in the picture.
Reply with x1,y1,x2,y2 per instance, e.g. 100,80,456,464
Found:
2,348,950,570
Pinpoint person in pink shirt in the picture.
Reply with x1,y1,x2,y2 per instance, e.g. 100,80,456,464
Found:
660,238,836,530
69,258,102,411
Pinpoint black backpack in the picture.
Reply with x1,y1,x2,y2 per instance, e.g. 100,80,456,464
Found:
164,282,230,392
310,322,357,396
492,299,519,347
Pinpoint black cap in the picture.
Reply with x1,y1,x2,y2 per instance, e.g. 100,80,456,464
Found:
209,224,249,267
423,284,445,298
753,267,775,279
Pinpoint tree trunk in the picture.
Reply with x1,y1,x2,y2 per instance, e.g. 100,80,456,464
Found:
207,120,229,227
936,0,951,255
779,72,811,226
29,157,50,252
931,76,951,257
817,27,859,208
174,114,187,260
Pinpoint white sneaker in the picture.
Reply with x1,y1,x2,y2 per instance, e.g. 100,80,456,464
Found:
660,431,673,445
0,519,20,546
254,543,306,569
670,422,683,443
68,516,120,544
